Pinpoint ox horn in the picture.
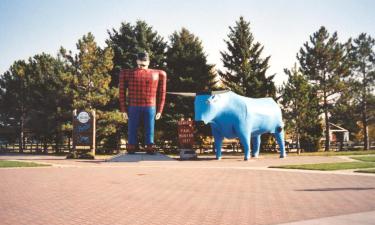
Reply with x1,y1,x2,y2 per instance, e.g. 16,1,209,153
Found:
167,92,196,97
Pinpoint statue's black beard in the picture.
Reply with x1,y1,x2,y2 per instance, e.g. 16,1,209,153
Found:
138,64,148,69
137,60,149,68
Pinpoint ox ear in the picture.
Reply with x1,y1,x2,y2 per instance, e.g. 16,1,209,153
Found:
212,94,221,101
207,94,220,104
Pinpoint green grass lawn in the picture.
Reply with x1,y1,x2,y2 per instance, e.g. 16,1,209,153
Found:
193,149,375,157
270,161,375,171
288,150,375,156
0,160,50,168
267,154,375,172
350,155,375,162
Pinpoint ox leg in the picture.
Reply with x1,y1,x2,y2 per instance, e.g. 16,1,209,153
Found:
211,126,223,160
214,137,223,160
251,135,261,158
275,130,287,158
239,133,251,161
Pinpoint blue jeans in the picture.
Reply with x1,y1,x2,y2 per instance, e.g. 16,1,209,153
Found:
128,106,156,145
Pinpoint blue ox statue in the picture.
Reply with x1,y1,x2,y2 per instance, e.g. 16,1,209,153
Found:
194,90,286,160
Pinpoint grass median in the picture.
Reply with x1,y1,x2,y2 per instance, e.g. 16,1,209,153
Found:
0,160,50,168
270,161,375,171
288,150,375,156
350,155,375,162
270,155,375,171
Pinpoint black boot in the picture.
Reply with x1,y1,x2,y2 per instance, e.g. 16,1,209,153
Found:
146,145,156,155
127,144,136,154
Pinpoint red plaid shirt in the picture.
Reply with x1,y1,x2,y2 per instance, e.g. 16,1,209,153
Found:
119,68,167,113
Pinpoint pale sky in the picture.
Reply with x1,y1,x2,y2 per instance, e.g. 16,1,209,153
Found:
1,0,374,86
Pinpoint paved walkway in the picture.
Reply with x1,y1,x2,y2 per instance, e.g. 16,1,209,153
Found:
276,210,375,225
1,154,375,225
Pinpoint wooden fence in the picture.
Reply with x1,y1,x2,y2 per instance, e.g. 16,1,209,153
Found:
1,141,370,155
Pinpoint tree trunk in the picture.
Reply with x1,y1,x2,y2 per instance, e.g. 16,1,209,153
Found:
322,72,330,152
20,78,25,153
362,67,369,150
296,130,301,154
68,136,71,153
324,106,330,151
296,116,301,154
363,105,369,150
43,141,48,154
23,135,26,151
54,136,59,154
19,116,24,153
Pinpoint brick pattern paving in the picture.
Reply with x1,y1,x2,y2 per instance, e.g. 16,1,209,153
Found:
277,210,375,225
1,162,375,225
0,154,354,168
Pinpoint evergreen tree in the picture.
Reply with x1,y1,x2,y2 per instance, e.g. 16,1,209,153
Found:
219,16,276,98
348,33,375,150
26,53,71,153
297,26,351,151
166,28,217,117
60,33,121,151
281,64,322,152
163,28,218,143
167,28,217,92
330,87,362,142
0,60,30,152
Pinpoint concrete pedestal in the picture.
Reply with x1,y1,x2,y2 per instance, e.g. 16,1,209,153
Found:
106,152,175,162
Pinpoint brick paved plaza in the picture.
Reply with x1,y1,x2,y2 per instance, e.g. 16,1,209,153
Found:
1,154,375,225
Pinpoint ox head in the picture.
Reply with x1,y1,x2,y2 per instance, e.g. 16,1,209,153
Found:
194,90,230,124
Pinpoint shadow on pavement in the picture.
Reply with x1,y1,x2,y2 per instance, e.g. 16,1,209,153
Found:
296,187,375,192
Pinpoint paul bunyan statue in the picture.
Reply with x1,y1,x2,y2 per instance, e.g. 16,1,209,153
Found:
194,90,286,160
119,51,167,154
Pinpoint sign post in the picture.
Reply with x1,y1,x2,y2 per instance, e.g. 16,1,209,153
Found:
178,118,194,147
177,118,197,159
72,110,96,158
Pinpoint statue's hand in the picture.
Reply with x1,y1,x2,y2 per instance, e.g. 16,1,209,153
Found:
155,113,161,120
122,112,128,120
